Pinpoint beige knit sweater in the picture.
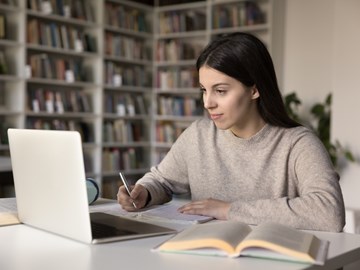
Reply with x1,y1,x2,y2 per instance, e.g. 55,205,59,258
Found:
138,118,345,232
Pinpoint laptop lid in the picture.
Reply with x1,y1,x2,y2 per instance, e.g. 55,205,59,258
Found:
8,128,175,244
8,128,92,243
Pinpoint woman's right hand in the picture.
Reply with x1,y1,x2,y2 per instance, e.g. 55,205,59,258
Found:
117,184,149,211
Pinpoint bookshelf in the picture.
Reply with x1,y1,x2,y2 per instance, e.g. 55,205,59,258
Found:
0,0,276,199
0,0,24,197
101,0,153,198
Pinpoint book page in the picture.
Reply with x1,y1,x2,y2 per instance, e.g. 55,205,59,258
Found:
237,222,329,265
243,223,314,253
138,201,213,224
157,221,252,255
89,199,136,218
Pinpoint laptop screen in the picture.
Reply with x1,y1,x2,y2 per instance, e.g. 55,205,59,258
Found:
8,129,93,243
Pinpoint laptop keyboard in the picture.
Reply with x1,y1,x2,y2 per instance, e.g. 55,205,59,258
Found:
91,221,137,239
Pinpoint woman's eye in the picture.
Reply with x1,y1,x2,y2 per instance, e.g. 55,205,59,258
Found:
200,88,206,93
216,89,226,95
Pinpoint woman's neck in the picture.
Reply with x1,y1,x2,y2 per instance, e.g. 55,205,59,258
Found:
230,117,266,139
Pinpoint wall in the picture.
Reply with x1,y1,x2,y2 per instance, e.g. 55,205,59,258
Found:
281,0,360,210
332,0,360,209
282,0,334,112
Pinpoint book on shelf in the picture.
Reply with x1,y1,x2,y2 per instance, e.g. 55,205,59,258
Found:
0,13,6,39
0,51,8,75
153,221,329,265
104,93,147,116
0,82,5,109
28,53,88,82
27,0,94,22
156,67,198,89
104,62,151,87
156,122,175,143
102,147,145,172
158,9,206,34
104,32,150,60
28,89,91,114
26,119,93,142
27,19,98,53
0,0,15,6
104,2,148,32
0,121,11,145
212,2,265,29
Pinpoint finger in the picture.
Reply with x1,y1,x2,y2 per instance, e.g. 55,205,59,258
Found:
178,204,204,214
178,201,205,211
180,207,206,216
117,186,136,208
130,184,143,199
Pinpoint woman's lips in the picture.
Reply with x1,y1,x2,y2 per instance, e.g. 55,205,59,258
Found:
210,114,222,120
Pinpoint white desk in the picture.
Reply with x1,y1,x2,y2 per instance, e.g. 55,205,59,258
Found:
1,201,360,270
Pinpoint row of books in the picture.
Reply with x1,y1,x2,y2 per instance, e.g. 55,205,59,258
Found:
212,2,265,29
0,51,8,75
157,95,202,117
0,13,5,39
156,39,203,62
28,88,92,114
27,0,94,22
103,120,145,143
104,61,151,87
27,18,97,52
158,0,203,6
0,119,11,145
83,152,93,173
0,0,15,5
104,32,150,61
28,53,89,82
101,179,121,199
104,92,148,116
156,121,188,143
158,10,206,34
156,67,198,89
0,82,5,108
26,118,94,142
104,2,148,33
102,147,145,172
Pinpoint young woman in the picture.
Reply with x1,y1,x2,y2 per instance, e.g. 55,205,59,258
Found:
117,32,345,232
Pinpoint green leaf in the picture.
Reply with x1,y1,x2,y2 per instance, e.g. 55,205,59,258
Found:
345,151,355,162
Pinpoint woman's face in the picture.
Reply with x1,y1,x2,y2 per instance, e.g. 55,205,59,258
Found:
199,66,260,136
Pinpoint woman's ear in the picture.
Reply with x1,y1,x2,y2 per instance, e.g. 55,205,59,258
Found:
251,85,260,100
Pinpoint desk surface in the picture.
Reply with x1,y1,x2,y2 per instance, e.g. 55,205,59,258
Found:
1,200,360,270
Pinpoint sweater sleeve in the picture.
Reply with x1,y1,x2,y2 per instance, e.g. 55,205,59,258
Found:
228,132,346,232
136,125,192,206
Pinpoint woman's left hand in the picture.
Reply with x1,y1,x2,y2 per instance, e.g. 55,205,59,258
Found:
178,198,230,220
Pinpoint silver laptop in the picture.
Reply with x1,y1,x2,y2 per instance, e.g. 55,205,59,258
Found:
7,128,175,244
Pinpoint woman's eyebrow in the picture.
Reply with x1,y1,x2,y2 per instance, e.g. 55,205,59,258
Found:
199,82,231,89
212,83,230,88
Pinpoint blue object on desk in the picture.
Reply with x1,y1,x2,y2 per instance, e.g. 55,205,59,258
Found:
86,178,99,205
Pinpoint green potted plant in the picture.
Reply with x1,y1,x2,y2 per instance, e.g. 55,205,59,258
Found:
284,92,355,168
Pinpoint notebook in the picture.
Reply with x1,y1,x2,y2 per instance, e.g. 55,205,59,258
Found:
7,128,176,244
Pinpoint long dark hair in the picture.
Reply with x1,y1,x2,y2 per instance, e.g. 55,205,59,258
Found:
196,32,300,128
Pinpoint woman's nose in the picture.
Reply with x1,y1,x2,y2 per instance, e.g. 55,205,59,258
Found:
203,93,216,109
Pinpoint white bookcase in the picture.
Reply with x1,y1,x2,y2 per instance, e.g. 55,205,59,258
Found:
0,0,277,198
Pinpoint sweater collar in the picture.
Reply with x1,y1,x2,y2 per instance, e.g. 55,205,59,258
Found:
223,123,272,146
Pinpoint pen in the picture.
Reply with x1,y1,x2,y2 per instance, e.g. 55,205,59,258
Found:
119,172,137,208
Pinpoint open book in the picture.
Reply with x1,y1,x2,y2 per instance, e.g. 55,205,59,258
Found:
153,221,329,265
